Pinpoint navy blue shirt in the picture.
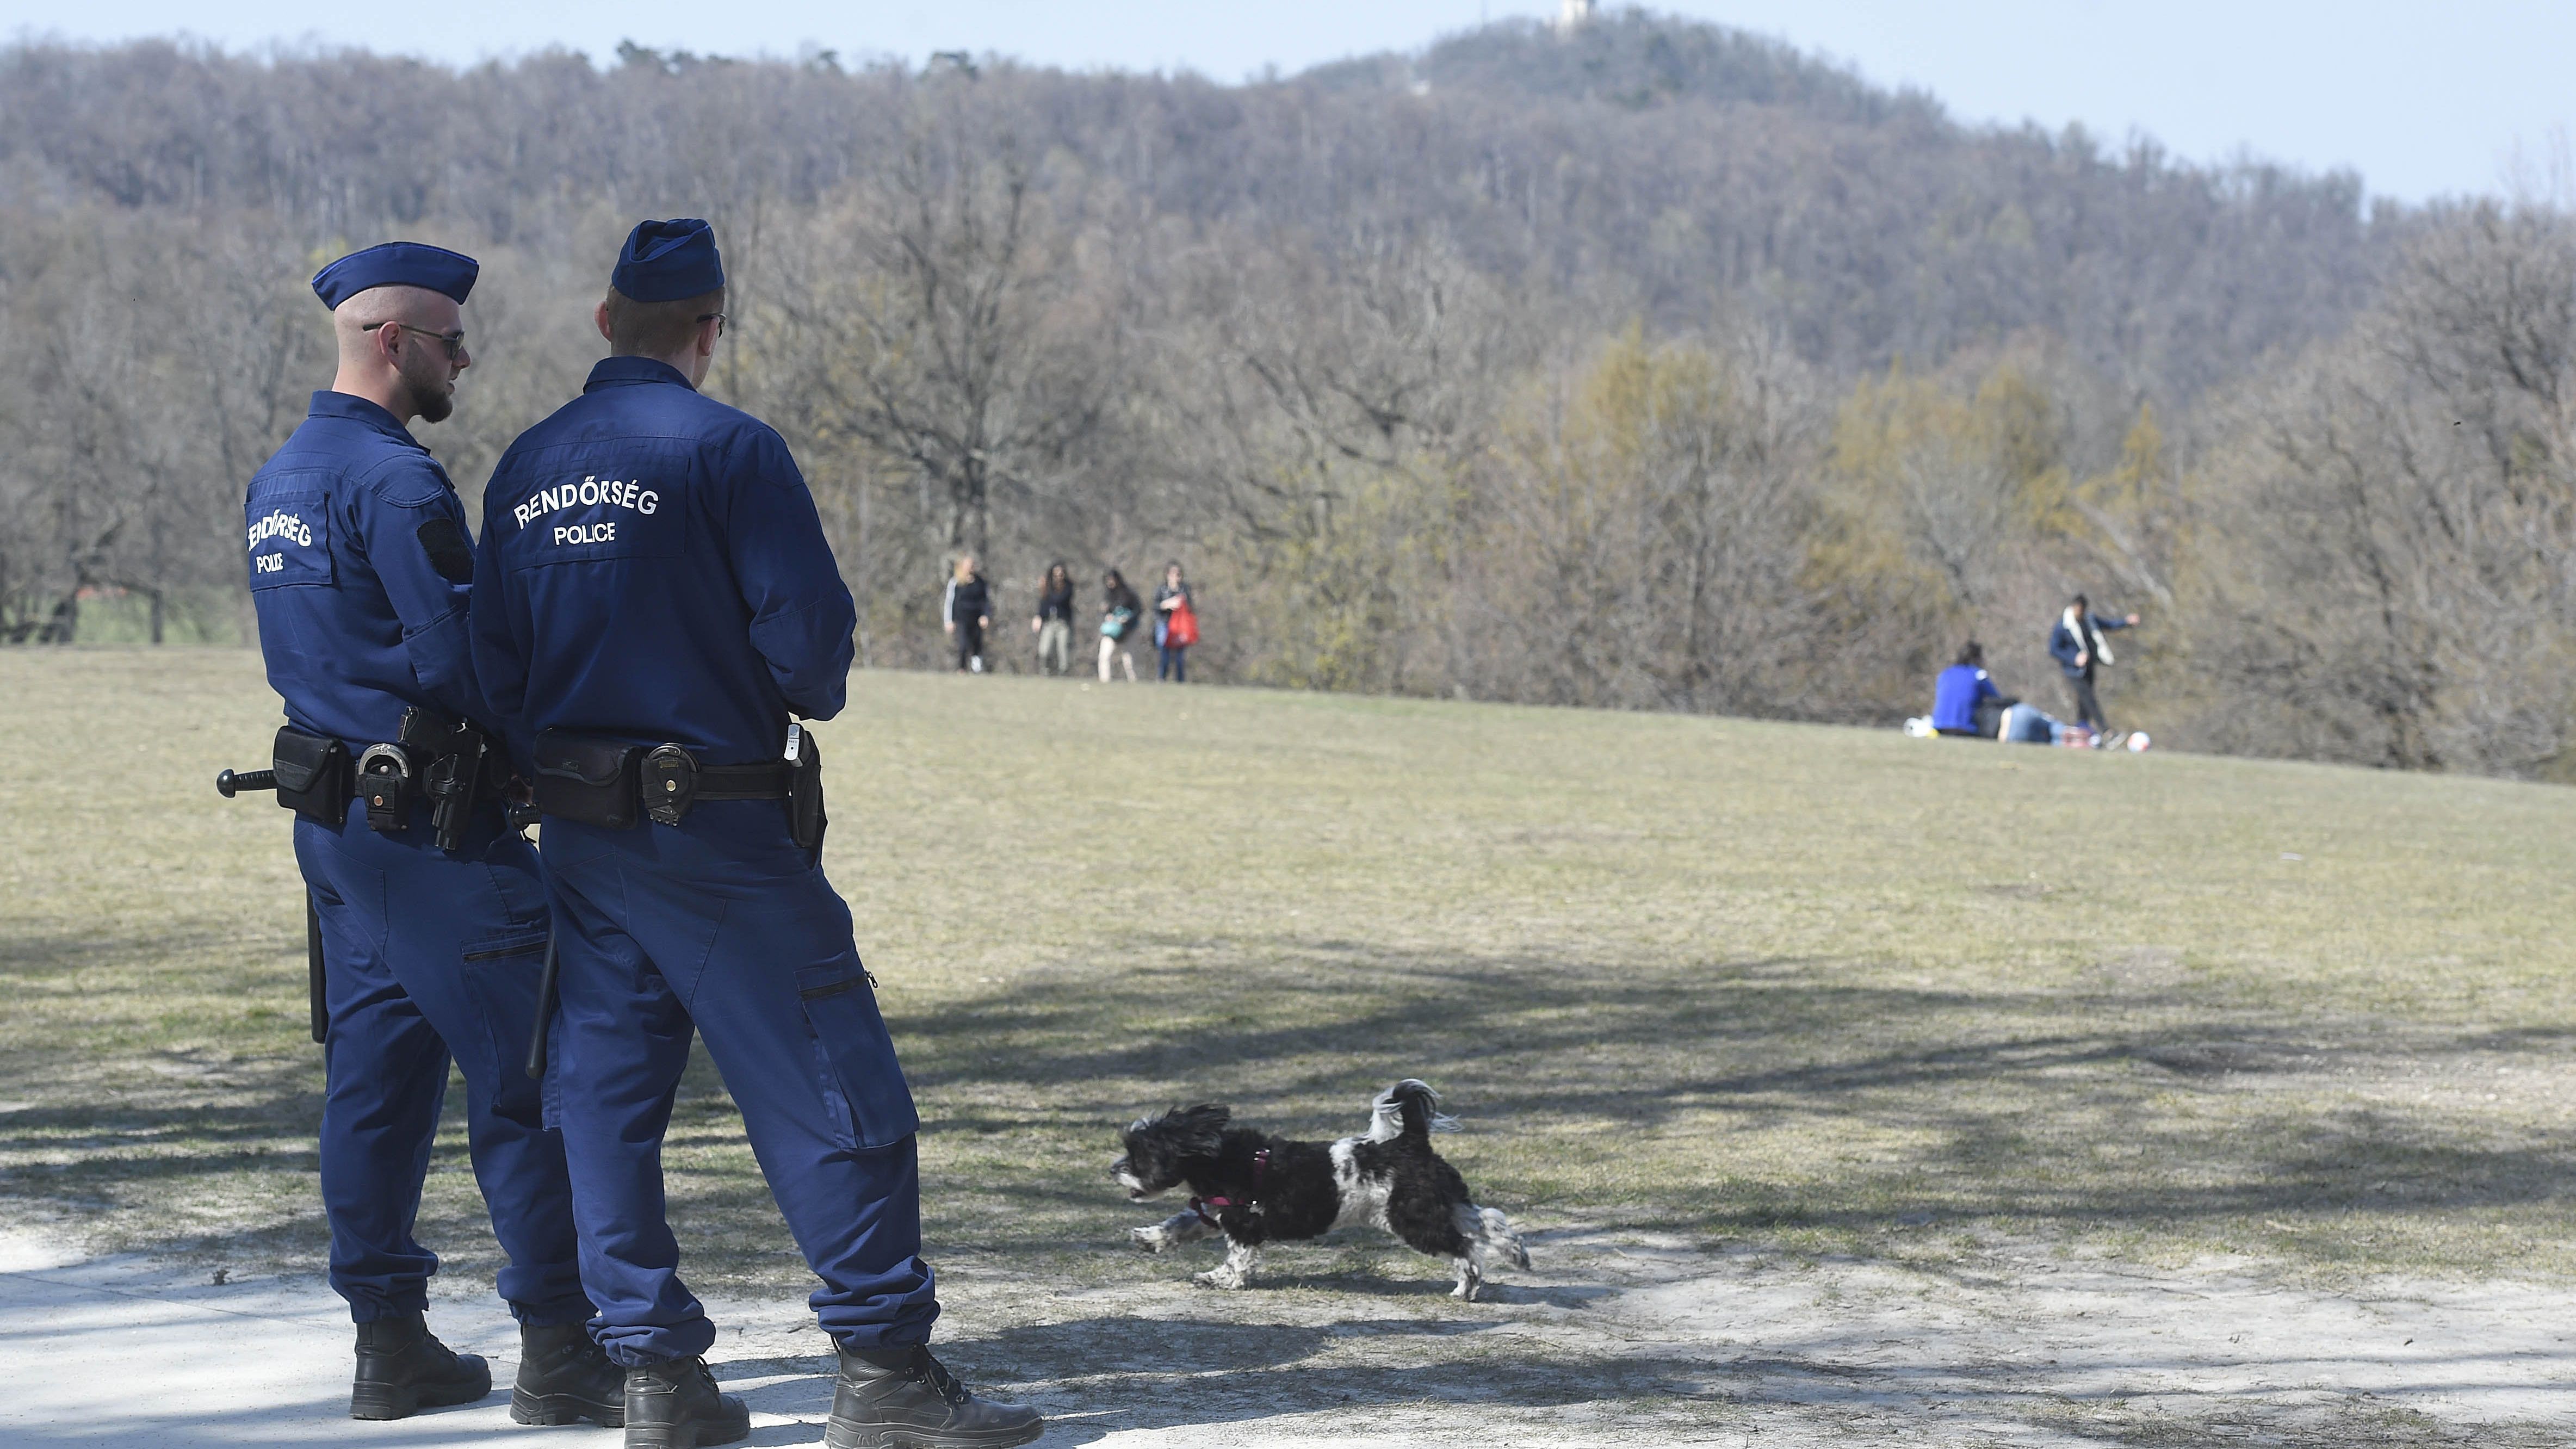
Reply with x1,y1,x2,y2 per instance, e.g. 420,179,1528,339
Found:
469,357,856,772
245,391,494,748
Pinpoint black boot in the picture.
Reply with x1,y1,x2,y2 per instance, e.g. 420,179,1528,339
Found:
511,1320,626,1427
622,1356,750,1449
824,1344,1044,1449
349,1311,492,1420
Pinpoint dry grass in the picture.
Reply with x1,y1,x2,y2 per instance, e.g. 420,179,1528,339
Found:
4,646,2574,1297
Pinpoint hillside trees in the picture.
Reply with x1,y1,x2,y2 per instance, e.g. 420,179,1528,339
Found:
1453,326,1823,714
0,209,320,641
1166,236,1536,693
5,23,2572,776
2182,205,2576,773
767,95,1118,561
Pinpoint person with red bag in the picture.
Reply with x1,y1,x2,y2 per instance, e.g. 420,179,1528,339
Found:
1154,561,1199,683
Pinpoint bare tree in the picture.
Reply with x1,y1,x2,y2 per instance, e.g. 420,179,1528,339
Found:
2187,204,2576,773
774,102,1113,558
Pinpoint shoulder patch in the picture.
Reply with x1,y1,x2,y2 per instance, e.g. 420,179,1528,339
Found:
416,516,475,584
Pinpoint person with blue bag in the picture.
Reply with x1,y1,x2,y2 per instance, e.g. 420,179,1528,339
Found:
1098,566,1143,682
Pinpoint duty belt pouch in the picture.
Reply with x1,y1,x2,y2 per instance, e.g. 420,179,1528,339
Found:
786,727,827,853
270,727,348,826
355,744,416,834
532,729,642,829
642,745,697,827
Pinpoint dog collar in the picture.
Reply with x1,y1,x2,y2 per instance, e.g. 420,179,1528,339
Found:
1189,1148,1270,1226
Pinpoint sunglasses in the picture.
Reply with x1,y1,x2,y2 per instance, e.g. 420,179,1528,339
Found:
363,320,468,361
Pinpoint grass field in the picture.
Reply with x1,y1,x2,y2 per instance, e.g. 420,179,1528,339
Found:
4,648,2574,1443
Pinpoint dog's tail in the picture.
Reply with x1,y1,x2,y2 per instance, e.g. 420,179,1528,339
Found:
1481,1207,1532,1271
1456,1203,1533,1272
1366,1079,1460,1143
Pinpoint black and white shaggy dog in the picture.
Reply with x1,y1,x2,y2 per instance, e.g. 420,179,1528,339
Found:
1112,1080,1530,1300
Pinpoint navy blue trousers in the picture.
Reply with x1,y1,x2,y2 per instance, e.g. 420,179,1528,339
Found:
540,804,937,1366
293,803,587,1325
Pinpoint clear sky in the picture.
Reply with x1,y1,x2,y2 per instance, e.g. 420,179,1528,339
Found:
8,1,2568,203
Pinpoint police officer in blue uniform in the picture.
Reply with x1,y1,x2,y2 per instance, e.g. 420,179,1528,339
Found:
470,220,1043,1449
242,243,623,1427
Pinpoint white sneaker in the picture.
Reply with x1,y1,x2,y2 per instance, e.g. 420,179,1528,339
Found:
969,657,984,673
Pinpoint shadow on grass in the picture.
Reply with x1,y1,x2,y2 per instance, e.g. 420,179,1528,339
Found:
894,938,2576,1241
710,1317,1721,1444
9,934,2576,1271
715,1315,2568,1445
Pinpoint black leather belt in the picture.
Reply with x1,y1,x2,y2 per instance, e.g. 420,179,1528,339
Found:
691,762,792,800
533,728,804,832
638,745,791,827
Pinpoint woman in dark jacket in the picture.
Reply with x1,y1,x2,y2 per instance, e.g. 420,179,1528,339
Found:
943,554,993,673
1097,568,1142,682
1031,561,1076,676
2047,593,2141,742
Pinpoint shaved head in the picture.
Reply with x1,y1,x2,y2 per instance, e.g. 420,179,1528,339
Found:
333,284,457,352
330,284,468,424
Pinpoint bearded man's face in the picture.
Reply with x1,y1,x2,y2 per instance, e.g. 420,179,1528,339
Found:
399,329,460,423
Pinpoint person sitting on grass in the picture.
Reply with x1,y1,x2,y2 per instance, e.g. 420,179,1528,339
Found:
1931,641,2016,739
1997,701,2095,747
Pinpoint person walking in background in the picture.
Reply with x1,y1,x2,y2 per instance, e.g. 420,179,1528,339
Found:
2048,593,2140,744
943,554,993,674
1098,568,1142,682
1931,641,2016,738
1153,561,1198,683
1031,561,1076,677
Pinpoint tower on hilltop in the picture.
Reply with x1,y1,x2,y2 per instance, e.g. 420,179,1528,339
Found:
1557,0,1597,34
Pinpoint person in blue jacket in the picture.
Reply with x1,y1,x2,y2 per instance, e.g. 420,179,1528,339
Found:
1930,641,2015,738
2047,593,2141,742
240,243,620,1426
469,220,1042,1449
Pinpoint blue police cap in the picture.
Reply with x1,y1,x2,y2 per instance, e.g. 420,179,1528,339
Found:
611,219,725,302
310,242,480,310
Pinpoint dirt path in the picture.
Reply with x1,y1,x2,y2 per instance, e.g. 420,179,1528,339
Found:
8,1225,2569,1446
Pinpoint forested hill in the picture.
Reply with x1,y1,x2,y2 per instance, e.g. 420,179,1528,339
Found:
1324,13,2387,398
9,14,2565,781
1,13,2380,401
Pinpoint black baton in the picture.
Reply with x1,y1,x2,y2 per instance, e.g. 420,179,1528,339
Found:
216,768,277,797
218,767,323,1043
306,893,327,1044
524,930,560,1080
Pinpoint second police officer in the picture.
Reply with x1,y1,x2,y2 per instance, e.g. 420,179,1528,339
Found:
470,220,1044,1449
240,243,624,1427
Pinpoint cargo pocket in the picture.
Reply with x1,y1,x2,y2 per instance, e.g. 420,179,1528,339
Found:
796,963,919,1151
458,930,550,1101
